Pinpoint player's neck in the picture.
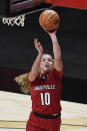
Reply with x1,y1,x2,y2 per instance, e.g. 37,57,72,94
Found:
40,70,48,74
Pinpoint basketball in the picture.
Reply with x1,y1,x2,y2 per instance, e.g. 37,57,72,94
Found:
39,9,60,32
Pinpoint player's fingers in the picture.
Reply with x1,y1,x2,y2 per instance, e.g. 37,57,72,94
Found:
34,38,38,44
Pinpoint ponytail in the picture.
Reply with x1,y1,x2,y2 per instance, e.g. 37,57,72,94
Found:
14,73,31,95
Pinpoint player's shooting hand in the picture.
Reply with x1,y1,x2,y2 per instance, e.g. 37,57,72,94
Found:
34,38,43,54
47,29,57,37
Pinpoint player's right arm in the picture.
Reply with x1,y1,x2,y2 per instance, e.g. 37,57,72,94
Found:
28,38,43,82
47,30,63,72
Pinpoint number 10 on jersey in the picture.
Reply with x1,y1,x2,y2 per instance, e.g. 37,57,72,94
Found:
40,92,50,105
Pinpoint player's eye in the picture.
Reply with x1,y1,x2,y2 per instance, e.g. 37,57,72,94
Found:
48,58,52,62
42,58,45,62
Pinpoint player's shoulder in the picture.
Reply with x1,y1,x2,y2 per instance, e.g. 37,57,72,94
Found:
28,72,40,83
51,68,63,78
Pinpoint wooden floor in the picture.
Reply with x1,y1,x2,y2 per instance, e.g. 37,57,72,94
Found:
0,91,87,131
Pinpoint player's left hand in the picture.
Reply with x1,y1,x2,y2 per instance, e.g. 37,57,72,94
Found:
34,38,43,54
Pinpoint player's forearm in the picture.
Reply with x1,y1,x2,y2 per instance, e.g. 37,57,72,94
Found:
51,34,61,60
32,53,42,70
29,53,42,81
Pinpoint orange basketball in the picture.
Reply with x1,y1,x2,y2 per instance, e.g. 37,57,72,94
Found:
39,9,60,32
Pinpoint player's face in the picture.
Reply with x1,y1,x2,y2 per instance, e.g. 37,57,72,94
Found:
40,54,53,73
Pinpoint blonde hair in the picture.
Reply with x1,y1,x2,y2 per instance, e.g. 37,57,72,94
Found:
14,73,31,95
42,53,53,59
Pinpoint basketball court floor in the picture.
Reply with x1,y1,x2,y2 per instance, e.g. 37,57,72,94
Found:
0,91,87,131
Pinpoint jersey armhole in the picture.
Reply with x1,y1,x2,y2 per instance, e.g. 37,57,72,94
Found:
53,68,63,78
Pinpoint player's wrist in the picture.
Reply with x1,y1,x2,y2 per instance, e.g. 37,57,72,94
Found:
50,35,57,43
38,51,43,57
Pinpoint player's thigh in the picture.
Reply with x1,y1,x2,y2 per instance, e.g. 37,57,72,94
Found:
26,124,44,131
49,117,61,131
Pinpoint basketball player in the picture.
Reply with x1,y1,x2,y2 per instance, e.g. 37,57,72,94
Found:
26,29,63,131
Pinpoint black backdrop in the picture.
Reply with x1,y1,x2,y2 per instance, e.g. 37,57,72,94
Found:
0,6,87,103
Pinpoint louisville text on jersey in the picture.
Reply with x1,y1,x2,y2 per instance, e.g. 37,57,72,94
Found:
34,85,55,91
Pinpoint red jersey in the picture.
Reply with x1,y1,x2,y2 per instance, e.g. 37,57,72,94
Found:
28,68,63,115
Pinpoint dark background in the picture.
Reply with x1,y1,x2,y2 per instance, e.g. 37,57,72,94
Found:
0,5,87,104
